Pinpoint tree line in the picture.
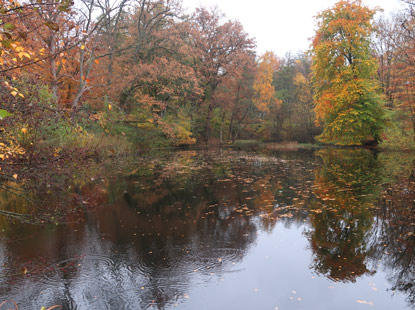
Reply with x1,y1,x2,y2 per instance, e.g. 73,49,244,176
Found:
1,0,415,160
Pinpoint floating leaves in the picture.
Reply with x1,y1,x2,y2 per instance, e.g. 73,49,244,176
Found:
356,300,374,306
0,109,12,119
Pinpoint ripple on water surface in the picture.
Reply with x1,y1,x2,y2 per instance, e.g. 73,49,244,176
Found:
0,149,414,309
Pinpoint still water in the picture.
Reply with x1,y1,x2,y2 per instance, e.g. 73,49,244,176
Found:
0,148,414,309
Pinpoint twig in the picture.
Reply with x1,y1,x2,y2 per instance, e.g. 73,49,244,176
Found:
0,299,18,310
0,186,37,204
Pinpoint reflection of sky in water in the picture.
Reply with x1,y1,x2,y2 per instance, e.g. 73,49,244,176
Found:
184,224,406,310
0,149,413,309
1,222,407,310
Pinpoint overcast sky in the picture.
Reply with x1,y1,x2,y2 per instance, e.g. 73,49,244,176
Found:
181,0,405,57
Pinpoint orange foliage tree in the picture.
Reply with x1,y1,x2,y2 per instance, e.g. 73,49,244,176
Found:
311,0,385,145
191,7,255,142
388,5,415,138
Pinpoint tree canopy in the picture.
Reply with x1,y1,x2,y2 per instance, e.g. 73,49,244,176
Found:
311,0,385,145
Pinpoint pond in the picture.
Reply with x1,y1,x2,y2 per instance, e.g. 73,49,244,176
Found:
0,147,414,309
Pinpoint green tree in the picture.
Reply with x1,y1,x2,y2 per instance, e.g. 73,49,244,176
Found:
311,0,385,145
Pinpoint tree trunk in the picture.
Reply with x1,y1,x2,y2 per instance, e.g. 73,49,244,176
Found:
48,31,59,105
220,110,226,144
203,102,214,144
228,112,235,141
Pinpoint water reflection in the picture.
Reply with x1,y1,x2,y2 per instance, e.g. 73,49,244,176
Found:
0,149,414,309
307,149,381,282
373,159,415,307
307,149,415,307
0,150,314,309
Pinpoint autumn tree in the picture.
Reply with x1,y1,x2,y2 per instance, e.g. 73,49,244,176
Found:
293,69,316,141
69,0,134,110
1,1,73,100
387,6,415,139
253,51,280,114
373,16,402,107
311,0,385,145
211,52,257,143
0,1,76,160
191,7,255,143
113,1,194,105
21,0,80,106
226,57,257,142
255,53,318,142
111,2,204,145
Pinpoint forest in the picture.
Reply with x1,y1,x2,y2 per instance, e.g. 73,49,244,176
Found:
1,0,415,164
3,1,415,309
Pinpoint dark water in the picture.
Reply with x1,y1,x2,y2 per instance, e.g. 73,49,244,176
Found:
0,148,415,309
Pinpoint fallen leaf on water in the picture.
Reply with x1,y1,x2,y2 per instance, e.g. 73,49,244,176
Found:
356,300,373,306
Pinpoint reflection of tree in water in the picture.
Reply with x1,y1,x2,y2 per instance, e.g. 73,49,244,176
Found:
372,166,415,308
304,149,415,306
103,151,276,308
0,150,282,309
6,148,394,308
0,157,125,226
307,148,382,282
84,150,415,308
0,174,258,309
0,149,319,309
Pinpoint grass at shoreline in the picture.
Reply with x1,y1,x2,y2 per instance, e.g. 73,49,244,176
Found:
231,140,321,150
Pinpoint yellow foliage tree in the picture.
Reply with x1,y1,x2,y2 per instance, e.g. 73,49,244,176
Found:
253,51,281,114
311,0,385,145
